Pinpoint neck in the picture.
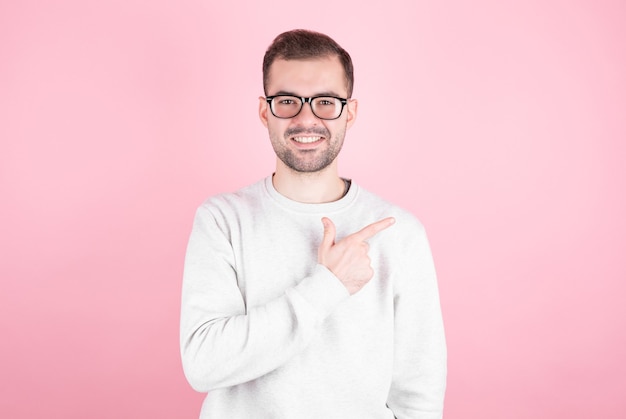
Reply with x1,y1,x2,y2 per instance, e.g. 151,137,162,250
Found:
272,163,346,204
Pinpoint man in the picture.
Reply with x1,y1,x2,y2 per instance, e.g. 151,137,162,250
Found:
180,29,446,418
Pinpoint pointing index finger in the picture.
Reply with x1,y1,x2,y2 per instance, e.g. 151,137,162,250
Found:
352,217,396,241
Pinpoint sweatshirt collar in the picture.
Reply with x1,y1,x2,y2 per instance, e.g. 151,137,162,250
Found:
263,175,358,214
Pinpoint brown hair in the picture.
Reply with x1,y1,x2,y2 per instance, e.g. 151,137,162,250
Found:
262,29,354,98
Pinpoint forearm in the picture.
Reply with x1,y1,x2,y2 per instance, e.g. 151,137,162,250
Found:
180,264,348,392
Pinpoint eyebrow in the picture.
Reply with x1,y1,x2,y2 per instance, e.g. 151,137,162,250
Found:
271,90,344,98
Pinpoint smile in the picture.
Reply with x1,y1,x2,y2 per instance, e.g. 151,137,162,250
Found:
292,136,322,144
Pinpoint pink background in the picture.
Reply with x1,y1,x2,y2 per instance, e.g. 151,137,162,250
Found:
1,1,625,418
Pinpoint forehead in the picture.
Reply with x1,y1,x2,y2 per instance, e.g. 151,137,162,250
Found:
266,56,348,96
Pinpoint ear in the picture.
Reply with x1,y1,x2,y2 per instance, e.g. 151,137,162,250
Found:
259,96,269,128
345,99,358,129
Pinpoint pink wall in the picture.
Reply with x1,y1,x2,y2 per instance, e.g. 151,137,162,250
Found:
1,1,625,418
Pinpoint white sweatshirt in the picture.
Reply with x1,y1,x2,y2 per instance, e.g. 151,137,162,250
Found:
180,176,447,419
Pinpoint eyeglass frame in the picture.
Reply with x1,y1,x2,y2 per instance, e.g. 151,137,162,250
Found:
265,95,349,120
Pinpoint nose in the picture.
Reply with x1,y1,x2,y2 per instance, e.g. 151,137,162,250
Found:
292,99,319,124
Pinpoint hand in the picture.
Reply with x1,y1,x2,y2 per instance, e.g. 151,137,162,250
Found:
317,217,395,295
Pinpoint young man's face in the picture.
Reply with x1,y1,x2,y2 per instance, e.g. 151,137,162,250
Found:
259,56,357,174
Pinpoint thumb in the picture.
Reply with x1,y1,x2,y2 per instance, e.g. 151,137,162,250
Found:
318,217,336,259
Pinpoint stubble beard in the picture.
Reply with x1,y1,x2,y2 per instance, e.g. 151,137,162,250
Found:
271,126,346,173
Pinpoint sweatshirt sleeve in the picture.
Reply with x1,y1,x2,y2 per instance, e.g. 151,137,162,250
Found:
179,203,349,392
386,220,447,419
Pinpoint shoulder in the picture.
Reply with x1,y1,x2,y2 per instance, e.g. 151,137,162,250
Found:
354,185,426,235
199,179,265,212
192,179,268,229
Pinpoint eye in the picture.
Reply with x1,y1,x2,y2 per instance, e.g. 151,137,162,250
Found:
316,98,335,106
278,98,295,105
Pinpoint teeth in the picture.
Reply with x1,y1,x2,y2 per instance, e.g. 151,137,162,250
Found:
293,136,321,144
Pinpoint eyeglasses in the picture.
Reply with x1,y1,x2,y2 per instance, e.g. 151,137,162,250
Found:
265,95,348,120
